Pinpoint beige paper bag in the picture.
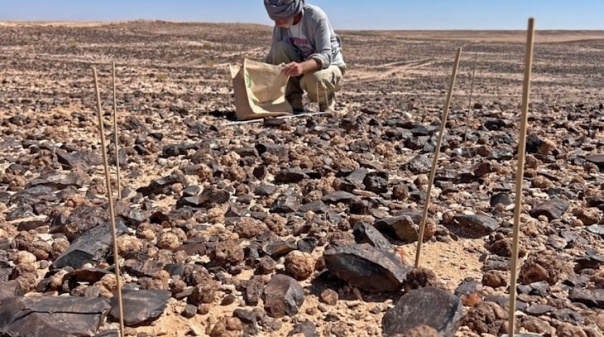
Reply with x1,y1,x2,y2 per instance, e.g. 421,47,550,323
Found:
229,58,293,121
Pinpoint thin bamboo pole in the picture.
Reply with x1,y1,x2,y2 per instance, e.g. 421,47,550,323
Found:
414,47,463,268
508,17,536,337
92,67,125,337
464,52,478,143
112,62,121,199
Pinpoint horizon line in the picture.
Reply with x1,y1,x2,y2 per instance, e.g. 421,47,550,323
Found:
2,19,604,32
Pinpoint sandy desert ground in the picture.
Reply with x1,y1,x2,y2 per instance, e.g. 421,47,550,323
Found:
0,21,604,337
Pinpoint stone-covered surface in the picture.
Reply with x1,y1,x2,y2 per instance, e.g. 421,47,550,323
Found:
1,23,604,337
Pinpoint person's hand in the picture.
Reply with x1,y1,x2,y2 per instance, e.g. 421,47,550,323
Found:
282,62,304,77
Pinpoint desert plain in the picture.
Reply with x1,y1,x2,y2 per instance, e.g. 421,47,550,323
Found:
0,21,604,337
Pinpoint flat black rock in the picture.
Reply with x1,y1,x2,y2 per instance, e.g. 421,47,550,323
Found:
450,214,499,238
373,215,420,243
274,168,308,184
108,289,171,327
529,198,570,221
322,191,359,204
27,171,86,190
56,150,102,170
406,154,432,174
270,193,301,214
136,173,183,196
52,220,128,269
0,296,110,337
382,287,464,337
586,154,604,170
569,288,604,309
288,320,318,337
353,221,393,252
177,186,230,208
323,243,410,292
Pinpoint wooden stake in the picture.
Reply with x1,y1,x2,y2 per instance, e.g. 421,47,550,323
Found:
414,47,463,268
508,17,535,337
112,62,121,199
317,83,320,111
464,52,478,143
92,67,125,337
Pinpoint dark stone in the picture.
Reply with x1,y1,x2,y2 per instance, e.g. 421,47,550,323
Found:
322,191,359,204
264,274,305,318
450,214,499,238
56,150,102,170
454,278,481,298
374,215,421,243
363,171,388,194
62,204,108,240
481,255,511,272
270,193,301,214
72,268,114,283
181,304,197,318
483,295,528,311
136,173,182,196
296,237,318,253
10,185,56,207
382,287,464,337
323,243,410,292
53,220,128,269
490,193,512,207
353,221,393,252
299,200,328,214
255,184,277,196
484,119,513,131
587,196,604,211
176,241,207,257
161,143,197,158
262,240,298,258
244,276,264,306
517,281,550,297
288,320,318,337
124,259,165,278
256,143,289,158
108,289,171,327
233,308,257,325
529,198,569,221
0,296,110,337
551,308,584,325
27,171,86,190
177,186,230,208
525,134,544,154
587,225,604,236
0,281,23,301
569,288,604,309
406,155,432,174
575,254,604,271
586,154,604,170
182,185,201,197
345,169,368,188
525,304,556,315
274,168,308,184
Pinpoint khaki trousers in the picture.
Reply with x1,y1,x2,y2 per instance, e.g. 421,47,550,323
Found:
266,41,345,105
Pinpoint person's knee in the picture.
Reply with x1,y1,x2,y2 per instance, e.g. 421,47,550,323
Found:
268,41,297,64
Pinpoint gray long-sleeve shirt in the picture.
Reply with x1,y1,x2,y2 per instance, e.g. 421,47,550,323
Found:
265,4,345,70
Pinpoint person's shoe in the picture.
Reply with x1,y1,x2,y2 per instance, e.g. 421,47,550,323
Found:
319,99,335,112
319,93,336,112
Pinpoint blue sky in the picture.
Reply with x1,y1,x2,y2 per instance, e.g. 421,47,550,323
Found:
1,0,603,30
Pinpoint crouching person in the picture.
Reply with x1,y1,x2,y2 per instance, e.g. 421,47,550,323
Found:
263,0,346,112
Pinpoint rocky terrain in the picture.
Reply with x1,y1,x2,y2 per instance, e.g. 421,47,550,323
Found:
0,21,604,337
